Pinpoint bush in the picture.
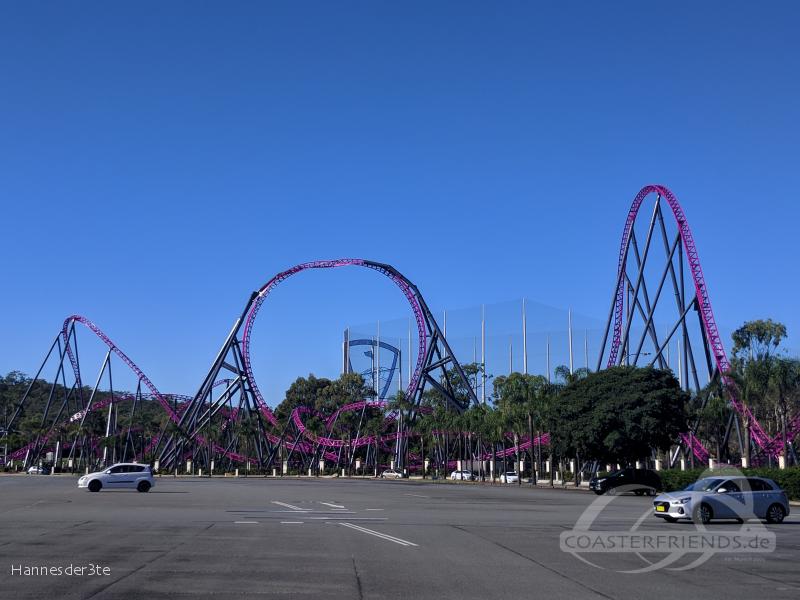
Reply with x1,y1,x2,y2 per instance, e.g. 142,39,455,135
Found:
658,466,800,500
746,467,800,501
659,468,706,492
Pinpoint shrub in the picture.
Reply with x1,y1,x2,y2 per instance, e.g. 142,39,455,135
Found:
657,466,800,500
659,468,706,492
746,467,800,501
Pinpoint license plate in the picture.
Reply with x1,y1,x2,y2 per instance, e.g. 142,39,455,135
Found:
656,505,666,512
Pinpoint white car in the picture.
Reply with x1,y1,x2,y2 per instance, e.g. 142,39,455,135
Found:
380,468,406,479
78,463,154,493
450,470,474,481
499,471,520,483
653,476,790,524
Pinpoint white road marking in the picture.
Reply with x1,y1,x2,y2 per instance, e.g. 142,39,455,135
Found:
338,522,418,547
365,508,384,511
404,493,429,498
272,501,309,511
320,502,346,509
280,521,304,524
234,521,258,524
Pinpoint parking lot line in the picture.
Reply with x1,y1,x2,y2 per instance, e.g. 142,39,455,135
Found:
234,521,258,524
271,501,309,511
338,522,418,547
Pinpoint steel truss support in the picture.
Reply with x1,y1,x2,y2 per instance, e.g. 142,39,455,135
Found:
157,292,276,472
161,259,478,473
598,186,788,464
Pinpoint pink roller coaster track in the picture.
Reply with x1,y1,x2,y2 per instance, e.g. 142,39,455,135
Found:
239,259,429,428
60,316,255,463
39,260,433,464
16,193,785,467
607,185,773,452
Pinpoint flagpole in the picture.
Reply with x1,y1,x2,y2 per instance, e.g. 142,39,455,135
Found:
481,304,486,404
376,320,380,399
408,318,412,391
343,327,350,374
398,333,403,393
568,308,574,376
522,298,528,375
546,335,551,384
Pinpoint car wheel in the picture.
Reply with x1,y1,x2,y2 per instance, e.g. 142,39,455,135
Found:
766,504,786,524
593,490,604,495
88,480,102,493
664,516,678,523
693,503,713,524
137,481,151,493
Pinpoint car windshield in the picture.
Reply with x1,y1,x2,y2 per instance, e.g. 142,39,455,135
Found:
684,478,724,492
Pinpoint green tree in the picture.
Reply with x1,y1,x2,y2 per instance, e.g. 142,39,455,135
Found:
731,319,787,362
693,384,732,463
494,372,553,484
768,358,800,461
552,366,689,465
553,365,590,387
728,319,790,463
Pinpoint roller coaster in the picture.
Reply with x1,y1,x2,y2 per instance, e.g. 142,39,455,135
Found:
2,186,796,474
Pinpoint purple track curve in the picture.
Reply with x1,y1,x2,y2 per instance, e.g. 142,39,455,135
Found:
240,259,428,427
607,185,773,452
58,316,258,464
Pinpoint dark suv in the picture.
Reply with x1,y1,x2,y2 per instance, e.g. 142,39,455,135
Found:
589,468,662,496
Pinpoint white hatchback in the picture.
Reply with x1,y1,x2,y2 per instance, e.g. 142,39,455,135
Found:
78,463,155,493
500,471,520,483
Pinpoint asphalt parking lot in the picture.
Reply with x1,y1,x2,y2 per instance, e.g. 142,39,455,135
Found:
1,475,799,599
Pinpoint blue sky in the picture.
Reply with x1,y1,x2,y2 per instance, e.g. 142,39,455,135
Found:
1,2,798,403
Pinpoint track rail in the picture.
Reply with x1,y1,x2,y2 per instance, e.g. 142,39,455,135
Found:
239,259,429,425
608,185,772,451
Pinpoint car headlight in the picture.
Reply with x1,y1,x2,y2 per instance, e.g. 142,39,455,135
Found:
596,478,606,483
676,497,691,504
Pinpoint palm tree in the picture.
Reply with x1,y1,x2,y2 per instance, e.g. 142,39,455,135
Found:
387,391,416,472
726,357,771,464
768,358,800,463
693,385,731,464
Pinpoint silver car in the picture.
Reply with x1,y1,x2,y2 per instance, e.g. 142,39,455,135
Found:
653,476,789,524
78,463,155,492
380,469,406,479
